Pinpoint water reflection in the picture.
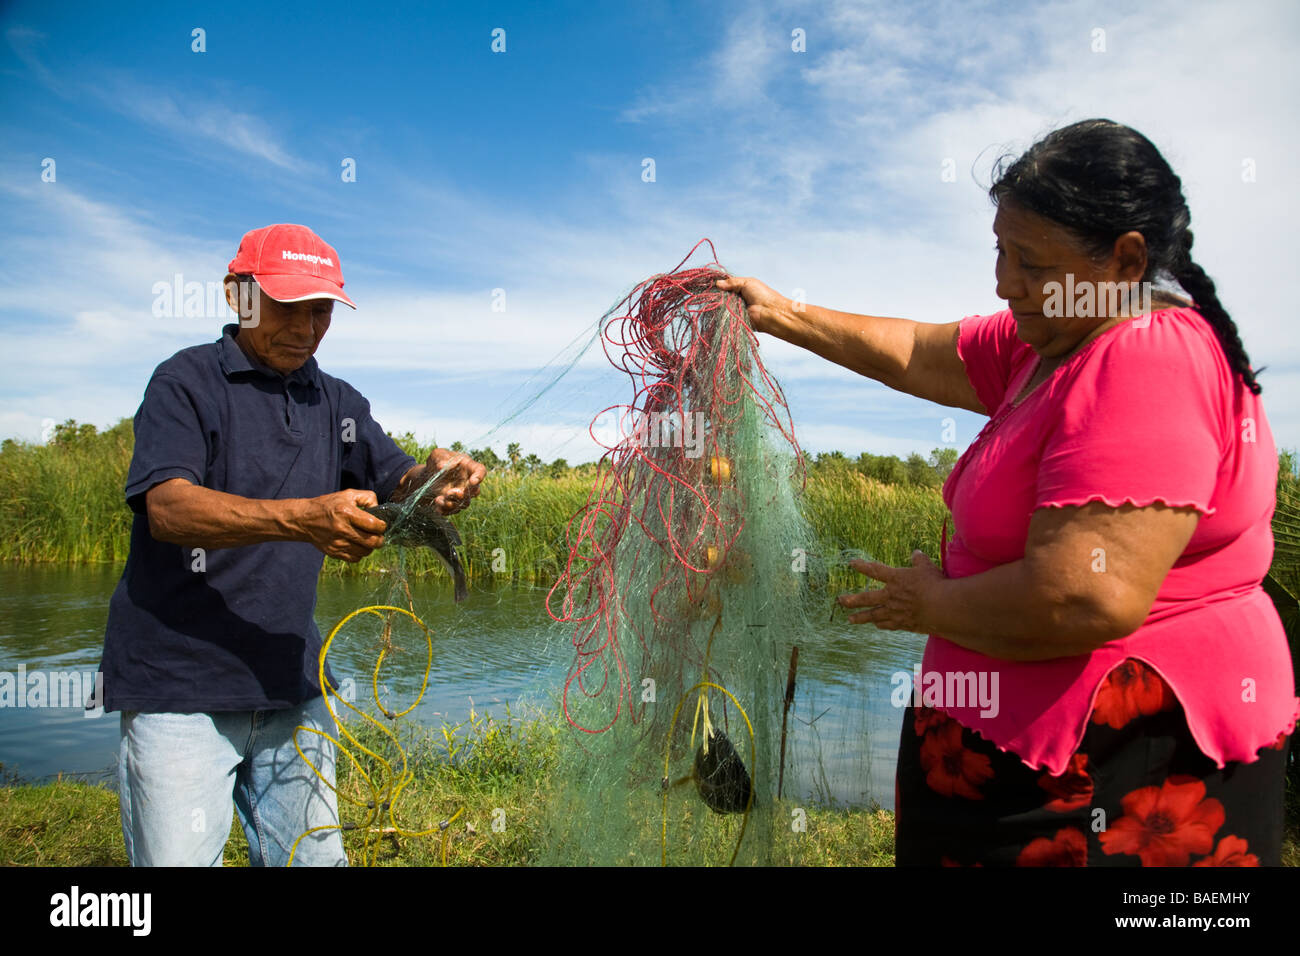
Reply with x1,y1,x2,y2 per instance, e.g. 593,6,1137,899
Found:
0,566,925,808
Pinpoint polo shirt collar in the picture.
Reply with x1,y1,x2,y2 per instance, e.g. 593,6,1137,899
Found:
218,323,321,387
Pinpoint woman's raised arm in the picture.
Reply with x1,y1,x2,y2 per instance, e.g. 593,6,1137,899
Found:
716,276,985,414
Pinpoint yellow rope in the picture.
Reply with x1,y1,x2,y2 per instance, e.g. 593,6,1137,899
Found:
288,604,463,866
689,611,724,754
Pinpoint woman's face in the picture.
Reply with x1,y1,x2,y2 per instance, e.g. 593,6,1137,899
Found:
992,199,1149,359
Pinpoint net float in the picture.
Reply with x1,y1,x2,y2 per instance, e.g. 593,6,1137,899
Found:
709,455,732,484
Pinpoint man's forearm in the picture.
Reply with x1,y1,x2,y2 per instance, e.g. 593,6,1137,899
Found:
925,560,1124,662
147,479,307,549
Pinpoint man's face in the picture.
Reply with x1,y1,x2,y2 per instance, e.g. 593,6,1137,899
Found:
224,275,333,374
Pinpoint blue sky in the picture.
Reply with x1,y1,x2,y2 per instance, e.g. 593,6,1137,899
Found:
2,0,1297,463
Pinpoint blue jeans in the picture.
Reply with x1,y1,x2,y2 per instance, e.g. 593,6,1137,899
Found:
117,696,347,866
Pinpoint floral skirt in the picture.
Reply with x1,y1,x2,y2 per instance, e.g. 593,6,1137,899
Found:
894,658,1290,866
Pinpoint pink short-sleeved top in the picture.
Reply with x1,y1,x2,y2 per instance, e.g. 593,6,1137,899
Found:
923,306,1299,775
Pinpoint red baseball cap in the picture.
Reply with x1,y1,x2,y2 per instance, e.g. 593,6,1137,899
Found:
227,223,356,309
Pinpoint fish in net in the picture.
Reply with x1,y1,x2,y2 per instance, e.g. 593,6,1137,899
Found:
364,466,469,602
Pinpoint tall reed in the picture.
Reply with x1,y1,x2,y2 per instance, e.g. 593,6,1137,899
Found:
4,421,1297,602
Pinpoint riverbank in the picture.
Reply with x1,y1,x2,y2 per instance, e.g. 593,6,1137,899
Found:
2,710,1296,866
0,711,898,866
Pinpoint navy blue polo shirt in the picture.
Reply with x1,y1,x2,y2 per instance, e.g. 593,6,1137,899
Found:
99,324,417,713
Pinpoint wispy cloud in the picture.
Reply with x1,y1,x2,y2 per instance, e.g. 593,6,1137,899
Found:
4,26,61,93
619,14,783,123
4,24,306,173
95,73,305,172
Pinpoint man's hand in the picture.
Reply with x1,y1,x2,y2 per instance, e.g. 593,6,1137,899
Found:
296,489,387,562
426,449,485,514
396,449,486,515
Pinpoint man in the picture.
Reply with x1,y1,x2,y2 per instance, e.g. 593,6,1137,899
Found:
99,223,484,866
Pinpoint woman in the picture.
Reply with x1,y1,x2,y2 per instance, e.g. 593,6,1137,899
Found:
719,119,1297,866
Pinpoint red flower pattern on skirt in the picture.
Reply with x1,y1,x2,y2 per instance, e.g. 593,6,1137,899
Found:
1037,752,1093,812
1099,777,1225,866
1091,659,1176,730
896,658,1285,866
914,706,950,737
1016,827,1087,866
1192,835,1258,867
919,719,994,799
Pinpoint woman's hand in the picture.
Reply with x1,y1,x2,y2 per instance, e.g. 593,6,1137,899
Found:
838,551,946,632
714,275,793,335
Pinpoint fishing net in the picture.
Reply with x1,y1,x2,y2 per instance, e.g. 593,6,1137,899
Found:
294,240,873,867
537,242,832,865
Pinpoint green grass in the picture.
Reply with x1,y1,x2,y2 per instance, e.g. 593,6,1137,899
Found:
2,709,1294,866
802,467,950,590
0,775,128,866
0,421,951,584
0,712,896,867
5,420,1294,600
0,421,135,564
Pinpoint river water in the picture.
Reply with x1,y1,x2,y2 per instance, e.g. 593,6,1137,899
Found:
0,564,928,809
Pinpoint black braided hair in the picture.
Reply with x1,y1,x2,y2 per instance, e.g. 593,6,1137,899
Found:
988,119,1262,394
